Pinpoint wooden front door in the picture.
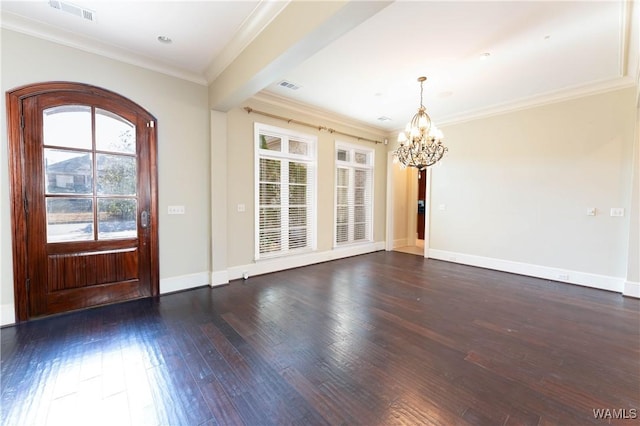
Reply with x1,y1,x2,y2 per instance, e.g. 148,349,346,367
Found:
7,82,159,321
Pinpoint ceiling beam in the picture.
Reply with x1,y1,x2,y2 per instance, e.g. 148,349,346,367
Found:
208,0,392,112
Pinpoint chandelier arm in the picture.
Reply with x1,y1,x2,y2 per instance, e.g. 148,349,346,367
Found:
409,143,421,169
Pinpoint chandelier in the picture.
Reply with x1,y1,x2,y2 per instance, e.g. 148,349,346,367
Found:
394,76,447,170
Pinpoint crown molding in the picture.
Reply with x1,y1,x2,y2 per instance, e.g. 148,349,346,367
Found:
258,76,637,137
251,90,391,137
438,76,637,127
205,1,290,84
436,0,636,127
0,11,208,85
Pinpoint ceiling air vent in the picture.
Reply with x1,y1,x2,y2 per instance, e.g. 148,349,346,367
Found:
49,0,95,22
278,80,300,91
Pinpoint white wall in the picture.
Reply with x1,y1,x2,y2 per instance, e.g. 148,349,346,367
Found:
426,88,636,291
1,29,212,324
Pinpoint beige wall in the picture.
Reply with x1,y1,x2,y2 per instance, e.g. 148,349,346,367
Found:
211,111,228,274
392,161,408,246
626,106,640,285
428,88,636,278
221,97,388,270
1,29,211,323
390,165,419,248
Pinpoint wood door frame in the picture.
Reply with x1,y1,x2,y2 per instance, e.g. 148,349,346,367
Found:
417,168,427,240
6,81,159,322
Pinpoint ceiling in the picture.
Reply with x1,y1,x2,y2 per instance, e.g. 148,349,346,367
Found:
1,1,637,132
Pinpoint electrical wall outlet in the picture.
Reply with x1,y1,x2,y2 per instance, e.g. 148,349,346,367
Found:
586,207,596,216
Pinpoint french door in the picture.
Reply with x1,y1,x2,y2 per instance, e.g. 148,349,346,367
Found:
7,82,159,320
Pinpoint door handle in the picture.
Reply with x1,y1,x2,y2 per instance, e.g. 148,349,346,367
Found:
141,210,150,229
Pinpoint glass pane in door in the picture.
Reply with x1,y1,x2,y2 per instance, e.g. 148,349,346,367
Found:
95,109,136,154
46,198,93,242
98,198,137,240
44,149,93,195
96,154,136,195
43,105,92,150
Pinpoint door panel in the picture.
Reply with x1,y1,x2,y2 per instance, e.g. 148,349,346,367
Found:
7,82,158,320
47,248,138,289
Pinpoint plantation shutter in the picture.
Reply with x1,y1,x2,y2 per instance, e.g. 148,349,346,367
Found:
288,160,311,250
353,166,372,241
336,167,349,244
335,143,374,246
256,124,316,259
259,157,282,254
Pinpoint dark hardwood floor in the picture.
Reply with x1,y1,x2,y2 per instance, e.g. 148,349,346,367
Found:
1,252,639,425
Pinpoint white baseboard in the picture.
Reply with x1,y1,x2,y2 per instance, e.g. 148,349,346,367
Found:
428,249,625,294
211,270,229,287
227,241,385,281
160,271,210,294
2,247,631,325
1,303,15,327
623,281,640,298
393,238,408,249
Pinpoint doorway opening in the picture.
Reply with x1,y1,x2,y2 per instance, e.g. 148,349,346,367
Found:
386,152,429,257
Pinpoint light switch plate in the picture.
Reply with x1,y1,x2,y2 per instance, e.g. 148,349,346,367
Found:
168,205,185,215
586,208,596,216
610,208,624,217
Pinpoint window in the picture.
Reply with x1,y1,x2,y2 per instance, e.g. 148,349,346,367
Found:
43,105,138,242
335,142,374,246
255,123,316,259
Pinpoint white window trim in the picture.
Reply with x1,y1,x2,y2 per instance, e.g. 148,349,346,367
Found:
254,122,317,260
333,140,374,248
